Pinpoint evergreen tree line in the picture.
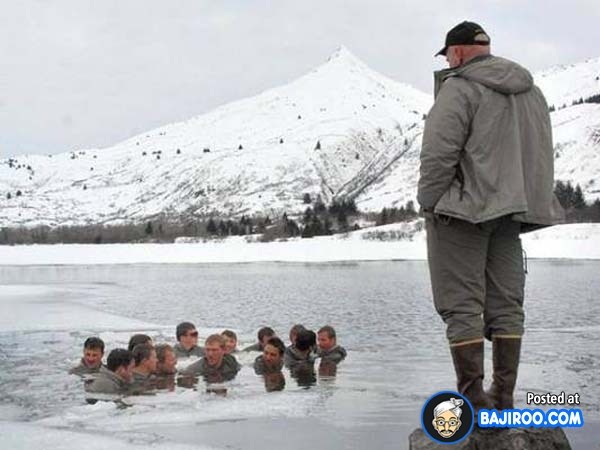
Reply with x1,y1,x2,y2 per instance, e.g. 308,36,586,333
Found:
375,201,418,226
548,92,600,112
10,181,599,245
0,215,271,245
554,180,600,222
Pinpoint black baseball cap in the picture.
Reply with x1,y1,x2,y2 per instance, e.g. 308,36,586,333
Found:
436,21,491,56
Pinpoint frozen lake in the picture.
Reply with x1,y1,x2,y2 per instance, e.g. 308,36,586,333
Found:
1,261,598,449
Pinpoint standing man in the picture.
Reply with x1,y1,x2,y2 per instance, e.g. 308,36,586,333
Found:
418,21,564,412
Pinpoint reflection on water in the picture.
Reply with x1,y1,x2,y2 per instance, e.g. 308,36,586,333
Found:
0,261,599,449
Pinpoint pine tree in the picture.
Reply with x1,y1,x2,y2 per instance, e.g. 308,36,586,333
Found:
145,222,153,235
337,209,348,231
303,207,313,224
206,218,217,234
379,208,388,226
303,193,312,204
314,196,326,213
573,184,586,209
405,200,417,218
218,220,227,236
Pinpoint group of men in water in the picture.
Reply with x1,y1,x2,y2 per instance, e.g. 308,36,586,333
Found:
69,322,347,397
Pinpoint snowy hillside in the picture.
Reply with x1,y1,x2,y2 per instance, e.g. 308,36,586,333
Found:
0,46,430,227
1,49,599,228
535,56,600,108
550,103,600,200
531,56,600,201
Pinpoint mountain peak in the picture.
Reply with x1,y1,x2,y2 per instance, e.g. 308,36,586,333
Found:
326,45,367,67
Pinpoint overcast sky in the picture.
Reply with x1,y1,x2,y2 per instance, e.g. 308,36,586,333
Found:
2,0,599,157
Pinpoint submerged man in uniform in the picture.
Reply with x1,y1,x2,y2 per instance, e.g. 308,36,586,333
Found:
316,326,347,364
242,326,275,352
154,343,178,391
221,329,238,354
128,334,153,352
85,348,134,396
155,344,177,375
69,337,105,377
288,324,305,348
174,322,204,358
181,334,241,383
254,336,285,375
284,329,316,368
130,343,158,392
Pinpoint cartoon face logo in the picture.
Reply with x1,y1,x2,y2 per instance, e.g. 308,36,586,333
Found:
432,398,463,438
421,391,473,444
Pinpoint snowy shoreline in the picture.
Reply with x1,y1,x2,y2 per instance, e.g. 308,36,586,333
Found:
1,222,599,265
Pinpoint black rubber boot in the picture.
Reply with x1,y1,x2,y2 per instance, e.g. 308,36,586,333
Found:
450,340,495,415
487,336,522,410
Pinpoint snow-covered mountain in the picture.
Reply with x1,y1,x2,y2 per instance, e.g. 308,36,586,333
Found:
535,56,600,108
535,57,600,200
0,46,430,227
1,49,599,228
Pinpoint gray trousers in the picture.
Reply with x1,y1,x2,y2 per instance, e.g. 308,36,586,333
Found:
425,214,525,344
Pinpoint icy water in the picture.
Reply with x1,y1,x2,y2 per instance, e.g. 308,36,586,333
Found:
0,261,599,449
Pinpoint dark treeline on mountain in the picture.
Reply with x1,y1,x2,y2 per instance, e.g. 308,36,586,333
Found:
374,201,418,226
549,92,600,112
554,180,600,222
2,183,597,244
0,215,272,245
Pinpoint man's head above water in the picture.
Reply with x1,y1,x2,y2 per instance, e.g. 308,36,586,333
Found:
82,337,104,369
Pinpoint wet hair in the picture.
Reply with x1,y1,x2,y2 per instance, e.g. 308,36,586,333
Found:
132,343,155,366
155,344,174,363
84,337,105,353
257,327,275,342
106,349,133,372
128,334,152,352
222,330,237,341
296,329,317,352
176,322,197,341
318,325,336,340
289,324,306,343
265,337,285,356
205,334,226,348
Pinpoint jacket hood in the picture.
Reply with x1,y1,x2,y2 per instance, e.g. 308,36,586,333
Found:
453,55,534,95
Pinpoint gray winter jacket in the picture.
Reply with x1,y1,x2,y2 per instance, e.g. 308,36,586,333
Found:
418,55,564,231
84,366,129,395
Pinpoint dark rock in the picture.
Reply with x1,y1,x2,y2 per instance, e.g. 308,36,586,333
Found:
409,427,571,450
